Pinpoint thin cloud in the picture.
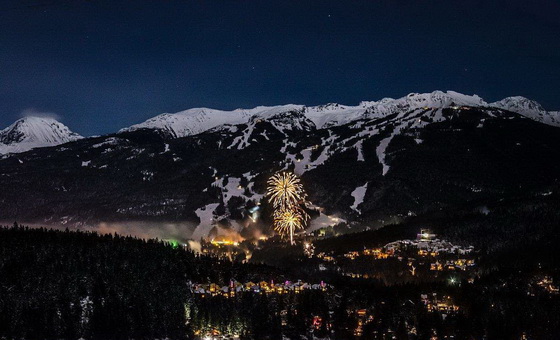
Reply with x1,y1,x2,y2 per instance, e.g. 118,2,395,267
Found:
19,108,61,121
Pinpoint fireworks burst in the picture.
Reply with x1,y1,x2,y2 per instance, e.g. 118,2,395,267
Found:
274,210,304,235
267,171,309,244
267,172,307,210
273,208,306,236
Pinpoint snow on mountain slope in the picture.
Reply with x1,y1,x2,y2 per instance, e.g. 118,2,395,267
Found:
120,105,305,138
121,91,559,140
350,183,368,213
402,90,486,108
304,91,487,126
119,91,558,178
0,117,83,154
357,91,486,122
491,97,560,127
303,103,369,128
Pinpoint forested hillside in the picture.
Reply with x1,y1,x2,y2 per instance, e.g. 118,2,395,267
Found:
0,226,281,339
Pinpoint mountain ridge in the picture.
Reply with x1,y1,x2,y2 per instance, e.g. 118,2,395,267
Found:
120,91,560,139
1,91,558,156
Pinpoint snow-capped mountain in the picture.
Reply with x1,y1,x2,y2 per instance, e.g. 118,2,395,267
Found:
120,91,559,138
0,116,83,154
491,97,560,127
120,105,305,138
0,90,558,238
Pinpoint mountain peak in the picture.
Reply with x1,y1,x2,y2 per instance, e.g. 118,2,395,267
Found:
491,96,545,114
0,116,83,154
490,97,560,126
401,91,487,108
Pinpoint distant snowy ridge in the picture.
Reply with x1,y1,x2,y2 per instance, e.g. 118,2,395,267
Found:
120,105,304,138
490,97,560,127
121,91,560,138
2,92,556,155
0,116,83,154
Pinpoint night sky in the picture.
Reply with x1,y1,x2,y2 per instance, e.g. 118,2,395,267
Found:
1,0,559,136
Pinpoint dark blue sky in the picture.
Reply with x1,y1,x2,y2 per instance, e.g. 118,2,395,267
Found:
1,0,559,136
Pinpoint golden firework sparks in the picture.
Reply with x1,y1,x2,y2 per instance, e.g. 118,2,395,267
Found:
267,171,309,244
273,208,306,240
266,172,307,209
